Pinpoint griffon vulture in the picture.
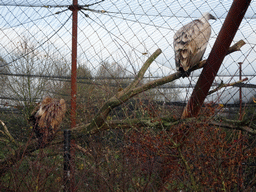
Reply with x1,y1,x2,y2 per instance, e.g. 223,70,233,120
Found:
29,97,66,147
173,12,216,76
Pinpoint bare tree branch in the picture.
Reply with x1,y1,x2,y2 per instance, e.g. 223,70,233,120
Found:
86,49,162,132
226,40,246,55
0,120,17,145
209,121,256,135
84,40,246,134
190,40,246,71
207,77,248,95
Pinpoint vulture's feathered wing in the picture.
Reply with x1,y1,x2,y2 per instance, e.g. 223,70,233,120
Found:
29,97,66,147
174,12,216,75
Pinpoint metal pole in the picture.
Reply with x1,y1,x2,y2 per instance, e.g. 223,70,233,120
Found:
63,130,71,192
238,61,243,191
239,62,243,120
181,0,251,119
70,0,78,129
69,1,79,191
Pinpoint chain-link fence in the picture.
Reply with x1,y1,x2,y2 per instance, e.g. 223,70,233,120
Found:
1,0,256,191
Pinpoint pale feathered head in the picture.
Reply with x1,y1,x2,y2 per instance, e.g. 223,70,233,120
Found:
200,12,216,22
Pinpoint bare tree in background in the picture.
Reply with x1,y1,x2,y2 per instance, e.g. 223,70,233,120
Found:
2,36,70,117
0,56,8,93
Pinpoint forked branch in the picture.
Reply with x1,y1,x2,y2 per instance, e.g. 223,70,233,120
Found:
83,40,246,134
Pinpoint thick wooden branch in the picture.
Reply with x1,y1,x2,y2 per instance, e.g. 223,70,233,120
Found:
126,48,162,89
76,115,256,137
132,40,246,96
81,40,246,134
85,49,162,133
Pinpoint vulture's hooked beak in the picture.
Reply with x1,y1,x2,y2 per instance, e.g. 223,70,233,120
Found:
210,14,217,20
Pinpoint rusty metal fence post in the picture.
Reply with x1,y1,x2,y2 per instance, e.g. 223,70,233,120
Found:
69,1,80,191
70,0,79,129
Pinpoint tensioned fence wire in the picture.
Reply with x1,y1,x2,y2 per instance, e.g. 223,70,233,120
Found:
1,0,256,191
0,0,256,104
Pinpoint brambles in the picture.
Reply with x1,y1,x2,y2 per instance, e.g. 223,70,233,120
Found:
124,104,256,191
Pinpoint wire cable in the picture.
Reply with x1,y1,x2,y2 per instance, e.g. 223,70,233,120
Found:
0,13,72,67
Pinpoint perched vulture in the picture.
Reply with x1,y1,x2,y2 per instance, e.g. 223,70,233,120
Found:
173,12,216,76
29,97,66,147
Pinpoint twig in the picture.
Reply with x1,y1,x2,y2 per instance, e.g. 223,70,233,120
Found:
207,78,248,95
0,139,39,177
0,120,17,145
209,121,256,135
178,147,198,190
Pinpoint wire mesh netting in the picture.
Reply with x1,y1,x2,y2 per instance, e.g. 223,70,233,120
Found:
1,0,256,191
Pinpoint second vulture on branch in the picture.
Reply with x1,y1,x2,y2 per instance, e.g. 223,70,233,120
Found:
29,97,67,147
173,12,216,77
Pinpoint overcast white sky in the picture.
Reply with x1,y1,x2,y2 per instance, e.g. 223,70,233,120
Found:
0,0,256,103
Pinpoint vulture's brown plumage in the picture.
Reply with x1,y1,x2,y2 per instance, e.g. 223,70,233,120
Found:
174,12,216,76
29,97,66,147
